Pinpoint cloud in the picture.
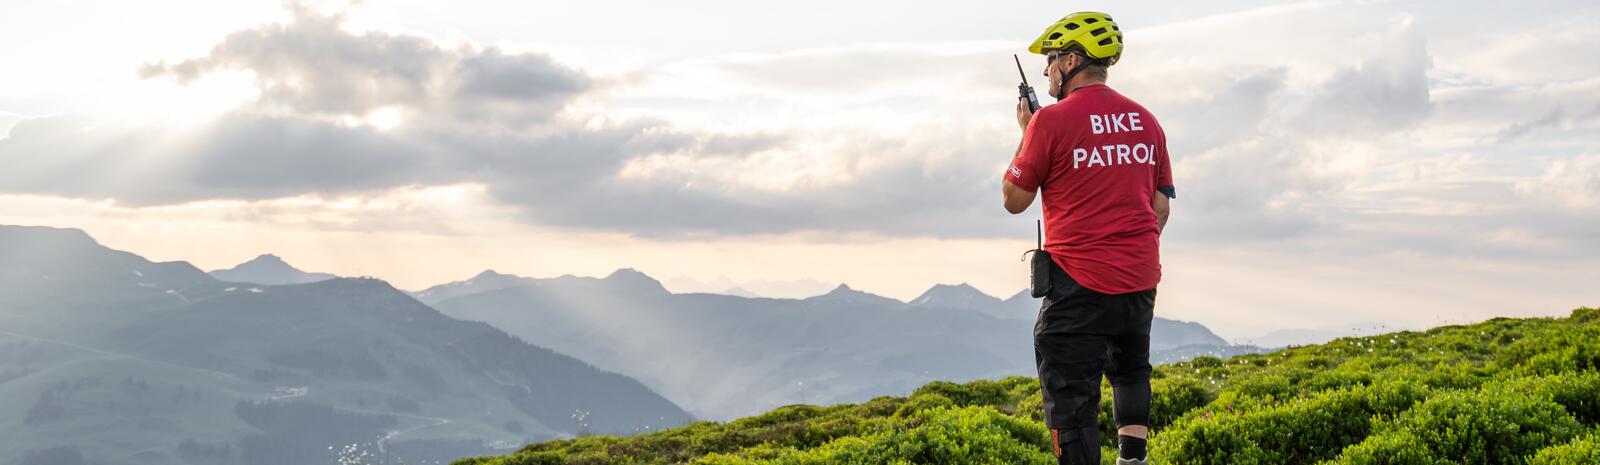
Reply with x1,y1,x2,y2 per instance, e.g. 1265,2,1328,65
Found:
1289,31,1433,135
1434,14,1600,87
3,0,1597,261
0,183,522,235
1581,102,1600,122
0,114,414,203
1496,107,1565,143
4,4,1027,238
1517,155,1600,211
1144,17,1437,243
139,6,588,126
0,111,715,208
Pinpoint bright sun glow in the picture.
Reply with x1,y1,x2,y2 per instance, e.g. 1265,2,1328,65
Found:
122,70,261,124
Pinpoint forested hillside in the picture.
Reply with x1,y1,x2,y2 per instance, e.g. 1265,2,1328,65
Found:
455,307,1600,465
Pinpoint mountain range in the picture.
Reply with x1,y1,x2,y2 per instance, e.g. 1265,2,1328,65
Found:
411,269,1254,420
0,222,1258,464
0,225,690,465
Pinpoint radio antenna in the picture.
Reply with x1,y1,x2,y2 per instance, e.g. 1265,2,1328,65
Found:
1015,55,1031,88
1015,54,1041,112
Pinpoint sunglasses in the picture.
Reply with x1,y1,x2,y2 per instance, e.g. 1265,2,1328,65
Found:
1046,50,1075,65
1044,51,1074,77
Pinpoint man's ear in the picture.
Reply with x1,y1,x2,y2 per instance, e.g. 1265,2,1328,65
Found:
1055,54,1075,80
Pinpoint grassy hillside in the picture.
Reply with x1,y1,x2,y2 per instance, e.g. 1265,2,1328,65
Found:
454,307,1600,465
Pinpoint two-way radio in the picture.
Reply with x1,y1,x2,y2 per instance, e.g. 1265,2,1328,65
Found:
1024,220,1050,298
1014,54,1041,113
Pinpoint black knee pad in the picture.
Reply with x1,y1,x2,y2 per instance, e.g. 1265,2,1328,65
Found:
1106,364,1152,387
1050,425,1100,465
1113,382,1151,427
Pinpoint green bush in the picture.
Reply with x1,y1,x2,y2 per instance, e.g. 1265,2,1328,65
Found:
735,404,827,428
1497,321,1600,375
454,308,1600,465
1322,431,1448,465
1529,430,1600,465
1152,383,1426,465
1229,372,1294,400
690,406,1053,465
1417,362,1495,390
909,377,1031,409
894,393,955,418
1383,389,1581,464
1491,372,1600,424
1149,377,1214,429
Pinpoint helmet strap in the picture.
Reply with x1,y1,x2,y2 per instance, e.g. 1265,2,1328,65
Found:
1054,56,1090,100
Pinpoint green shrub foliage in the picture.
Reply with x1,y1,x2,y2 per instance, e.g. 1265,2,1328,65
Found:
455,308,1600,465
1528,430,1600,465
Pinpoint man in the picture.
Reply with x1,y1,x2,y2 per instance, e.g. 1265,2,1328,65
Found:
1001,11,1174,465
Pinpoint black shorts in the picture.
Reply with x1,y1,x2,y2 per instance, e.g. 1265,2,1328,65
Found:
1032,257,1155,429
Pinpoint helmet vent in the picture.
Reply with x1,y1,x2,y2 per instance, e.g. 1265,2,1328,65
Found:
1098,37,1114,46
1065,22,1080,30
1091,27,1107,36
1049,32,1063,40
1112,26,1120,31
1084,18,1099,24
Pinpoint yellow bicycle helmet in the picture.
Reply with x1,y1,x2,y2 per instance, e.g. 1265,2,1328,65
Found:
1027,11,1123,65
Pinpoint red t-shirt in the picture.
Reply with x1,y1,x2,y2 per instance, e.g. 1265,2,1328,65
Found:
1005,84,1173,295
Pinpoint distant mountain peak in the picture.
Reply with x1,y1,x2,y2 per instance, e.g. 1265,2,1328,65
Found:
410,269,538,304
209,253,337,286
918,282,983,295
606,267,648,279
807,283,902,306
909,283,1000,309
219,254,295,273
809,283,862,300
460,269,535,287
472,269,517,281
1,224,102,248
605,268,668,294
720,287,761,298
1,224,214,296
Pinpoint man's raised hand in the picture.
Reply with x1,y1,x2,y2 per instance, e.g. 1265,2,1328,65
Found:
1017,97,1034,132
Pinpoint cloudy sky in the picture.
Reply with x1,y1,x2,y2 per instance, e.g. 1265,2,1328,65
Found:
2,0,1596,340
